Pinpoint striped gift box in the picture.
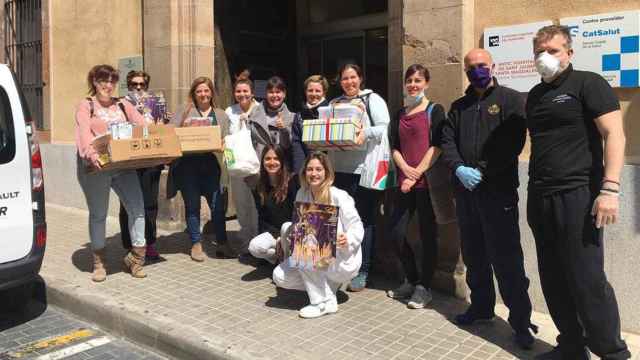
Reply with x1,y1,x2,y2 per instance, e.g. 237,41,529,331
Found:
302,118,361,150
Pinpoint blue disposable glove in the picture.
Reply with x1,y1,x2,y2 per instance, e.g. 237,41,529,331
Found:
455,166,483,191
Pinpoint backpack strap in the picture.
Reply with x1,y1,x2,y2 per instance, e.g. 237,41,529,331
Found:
358,93,374,126
115,98,130,123
425,102,435,144
85,97,94,118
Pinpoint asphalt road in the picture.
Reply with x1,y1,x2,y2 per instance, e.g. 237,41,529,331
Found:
0,278,167,360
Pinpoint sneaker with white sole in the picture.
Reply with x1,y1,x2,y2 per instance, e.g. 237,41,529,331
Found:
325,296,338,313
387,281,415,299
407,285,432,309
299,299,337,319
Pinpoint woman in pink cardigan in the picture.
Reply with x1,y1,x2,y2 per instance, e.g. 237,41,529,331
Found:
75,64,148,282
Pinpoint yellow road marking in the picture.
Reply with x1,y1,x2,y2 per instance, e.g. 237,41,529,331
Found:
4,329,95,358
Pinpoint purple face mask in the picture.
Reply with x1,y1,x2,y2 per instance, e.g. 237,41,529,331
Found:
466,67,492,89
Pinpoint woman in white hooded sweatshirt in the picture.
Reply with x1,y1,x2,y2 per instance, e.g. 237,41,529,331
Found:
328,63,390,292
273,152,364,318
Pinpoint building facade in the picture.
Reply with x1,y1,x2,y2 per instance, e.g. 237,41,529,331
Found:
3,0,639,333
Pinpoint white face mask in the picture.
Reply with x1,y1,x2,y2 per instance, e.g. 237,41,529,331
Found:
404,91,425,108
535,51,561,82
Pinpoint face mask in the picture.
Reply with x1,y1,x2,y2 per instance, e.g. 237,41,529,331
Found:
466,67,492,89
129,89,145,100
404,91,424,108
535,51,561,82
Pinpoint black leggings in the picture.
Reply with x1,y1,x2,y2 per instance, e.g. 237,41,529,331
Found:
119,166,162,249
387,187,437,288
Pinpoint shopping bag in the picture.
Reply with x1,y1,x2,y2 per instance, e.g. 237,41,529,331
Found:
359,128,394,190
223,121,260,177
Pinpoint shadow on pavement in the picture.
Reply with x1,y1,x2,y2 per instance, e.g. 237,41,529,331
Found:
264,287,309,311
366,274,554,359
0,276,47,332
70,230,230,275
241,264,274,282
428,291,554,359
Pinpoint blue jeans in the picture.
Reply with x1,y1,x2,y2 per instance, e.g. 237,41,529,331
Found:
178,154,226,244
76,155,145,250
334,172,381,275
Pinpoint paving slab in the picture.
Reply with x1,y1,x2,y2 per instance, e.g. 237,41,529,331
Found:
41,204,640,360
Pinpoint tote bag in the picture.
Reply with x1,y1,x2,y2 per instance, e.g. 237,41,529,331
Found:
359,128,394,190
223,120,260,177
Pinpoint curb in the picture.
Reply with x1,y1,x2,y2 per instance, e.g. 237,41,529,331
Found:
43,275,256,360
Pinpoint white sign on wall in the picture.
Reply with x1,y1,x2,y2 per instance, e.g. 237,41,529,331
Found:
561,10,640,88
118,56,144,97
484,21,553,92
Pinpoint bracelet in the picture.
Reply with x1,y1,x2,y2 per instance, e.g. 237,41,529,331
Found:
602,178,620,186
600,189,620,197
601,187,619,193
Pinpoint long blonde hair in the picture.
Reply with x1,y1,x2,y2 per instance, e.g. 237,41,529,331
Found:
299,152,335,205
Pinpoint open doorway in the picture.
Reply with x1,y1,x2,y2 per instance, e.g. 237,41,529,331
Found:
215,0,388,110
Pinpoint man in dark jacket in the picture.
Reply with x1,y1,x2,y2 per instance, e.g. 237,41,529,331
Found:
441,48,535,349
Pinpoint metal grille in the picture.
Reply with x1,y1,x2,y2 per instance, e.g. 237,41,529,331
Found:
4,0,43,129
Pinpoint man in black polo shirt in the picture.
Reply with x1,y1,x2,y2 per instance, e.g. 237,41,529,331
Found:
527,25,630,360
441,48,536,349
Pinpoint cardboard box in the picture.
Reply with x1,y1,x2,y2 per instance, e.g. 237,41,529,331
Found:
174,126,222,154
91,124,182,171
302,118,361,150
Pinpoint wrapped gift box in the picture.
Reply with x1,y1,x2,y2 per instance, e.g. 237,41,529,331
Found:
302,118,361,150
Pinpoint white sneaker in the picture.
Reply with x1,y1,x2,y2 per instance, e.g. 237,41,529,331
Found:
299,300,336,319
387,281,415,299
407,285,432,309
325,296,338,314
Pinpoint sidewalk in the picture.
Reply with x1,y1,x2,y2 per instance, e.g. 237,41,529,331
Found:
42,204,639,360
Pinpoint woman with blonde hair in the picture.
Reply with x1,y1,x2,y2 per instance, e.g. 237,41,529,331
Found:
167,76,230,262
292,75,330,174
272,152,364,318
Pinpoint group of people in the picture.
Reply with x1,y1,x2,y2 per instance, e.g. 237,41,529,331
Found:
74,24,630,360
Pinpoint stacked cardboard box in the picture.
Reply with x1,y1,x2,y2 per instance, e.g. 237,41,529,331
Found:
174,126,223,154
90,124,181,171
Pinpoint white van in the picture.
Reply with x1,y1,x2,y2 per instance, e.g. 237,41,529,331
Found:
0,64,46,304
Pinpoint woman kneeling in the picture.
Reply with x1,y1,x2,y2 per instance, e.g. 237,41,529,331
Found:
272,152,364,318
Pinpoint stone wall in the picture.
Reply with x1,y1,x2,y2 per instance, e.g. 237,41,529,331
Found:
386,0,476,298
48,0,142,143
143,0,215,115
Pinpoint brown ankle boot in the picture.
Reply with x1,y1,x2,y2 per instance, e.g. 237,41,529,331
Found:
123,246,146,278
190,242,205,262
92,249,107,282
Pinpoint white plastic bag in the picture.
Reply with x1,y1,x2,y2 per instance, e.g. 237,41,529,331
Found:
224,121,260,177
359,128,394,190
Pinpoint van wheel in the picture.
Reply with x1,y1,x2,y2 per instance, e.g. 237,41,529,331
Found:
5,282,34,312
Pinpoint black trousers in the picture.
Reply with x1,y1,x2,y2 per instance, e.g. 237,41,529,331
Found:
455,187,532,332
119,166,162,249
387,187,437,288
527,185,630,359
334,172,381,274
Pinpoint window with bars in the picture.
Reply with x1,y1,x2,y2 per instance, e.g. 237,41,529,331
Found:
4,0,42,130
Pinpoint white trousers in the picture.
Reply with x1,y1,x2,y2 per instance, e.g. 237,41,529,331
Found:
273,261,357,305
229,175,258,253
248,232,278,264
